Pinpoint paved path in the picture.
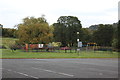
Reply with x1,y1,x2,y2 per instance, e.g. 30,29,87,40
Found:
1,58,118,78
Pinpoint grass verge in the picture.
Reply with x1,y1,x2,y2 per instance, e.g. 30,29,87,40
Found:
1,49,118,59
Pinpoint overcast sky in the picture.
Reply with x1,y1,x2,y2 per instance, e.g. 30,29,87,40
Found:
0,0,119,28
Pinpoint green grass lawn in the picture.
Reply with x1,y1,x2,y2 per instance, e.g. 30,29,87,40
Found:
1,49,118,59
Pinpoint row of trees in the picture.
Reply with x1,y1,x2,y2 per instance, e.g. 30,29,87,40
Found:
2,28,16,37
92,24,114,46
0,24,17,37
1,16,119,50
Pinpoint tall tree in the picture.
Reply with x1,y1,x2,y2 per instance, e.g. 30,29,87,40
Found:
53,16,82,47
92,24,114,46
118,20,120,51
112,23,118,49
80,28,92,43
0,24,3,36
16,16,53,44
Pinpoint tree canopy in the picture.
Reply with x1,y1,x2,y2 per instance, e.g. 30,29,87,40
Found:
92,24,114,46
1,15,118,51
16,16,53,44
53,16,82,47
117,20,120,51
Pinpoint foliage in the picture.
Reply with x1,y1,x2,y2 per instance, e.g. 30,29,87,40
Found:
2,28,17,38
117,20,120,51
53,16,82,47
0,24,17,37
1,37,18,49
1,15,118,51
92,24,114,46
51,42,61,47
112,39,118,49
111,22,118,49
16,16,53,44
0,24,3,36
80,28,92,43
0,45,6,49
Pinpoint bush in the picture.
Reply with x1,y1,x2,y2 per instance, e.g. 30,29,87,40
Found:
112,39,118,49
0,45,7,49
9,44,22,51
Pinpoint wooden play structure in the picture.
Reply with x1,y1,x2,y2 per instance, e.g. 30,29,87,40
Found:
86,43,98,50
24,44,54,52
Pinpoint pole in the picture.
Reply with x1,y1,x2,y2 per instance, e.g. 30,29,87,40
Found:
77,32,80,56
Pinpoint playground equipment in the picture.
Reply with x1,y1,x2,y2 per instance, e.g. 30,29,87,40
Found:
24,44,55,52
86,43,98,51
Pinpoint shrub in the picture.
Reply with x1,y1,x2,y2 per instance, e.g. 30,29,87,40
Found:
0,45,7,49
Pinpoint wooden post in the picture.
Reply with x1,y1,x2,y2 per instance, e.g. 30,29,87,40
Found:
25,44,28,52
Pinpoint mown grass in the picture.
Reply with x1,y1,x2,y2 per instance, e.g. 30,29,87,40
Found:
1,49,118,59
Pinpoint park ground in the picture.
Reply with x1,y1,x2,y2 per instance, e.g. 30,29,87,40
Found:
0,49,119,59
0,38,119,79
0,37,119,59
